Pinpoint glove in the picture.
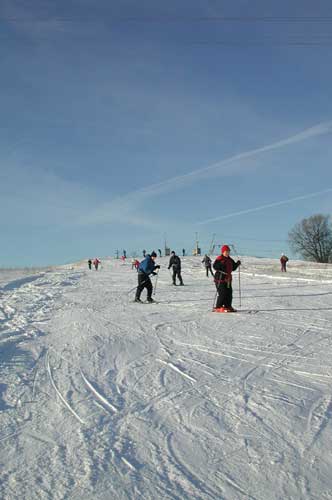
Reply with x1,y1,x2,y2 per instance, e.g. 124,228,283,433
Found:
237,260,241,266
152,272,157,276
155,265,160,269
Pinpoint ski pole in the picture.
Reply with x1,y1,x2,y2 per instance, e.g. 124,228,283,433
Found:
230,244,242,308
212,283,219,310
153,271,159,296
238,265,242,308
126,277,149,295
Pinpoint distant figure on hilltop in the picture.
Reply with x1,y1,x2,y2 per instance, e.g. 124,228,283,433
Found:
280,254,289,272
202,254,214,277
182,248,185,256
123,249,127,258
158,249,162,257
88,259,92,270
93,258,101,270
168,251,184,286
142,249,146,258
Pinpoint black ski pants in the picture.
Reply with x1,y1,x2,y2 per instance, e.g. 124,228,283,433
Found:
205,265,214,277
136,272,153,300
215,282,233,308
171,267,183,285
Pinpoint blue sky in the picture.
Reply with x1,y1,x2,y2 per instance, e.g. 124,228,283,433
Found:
1,0,332,266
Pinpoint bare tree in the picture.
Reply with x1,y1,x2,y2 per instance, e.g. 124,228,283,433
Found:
288,214,332,263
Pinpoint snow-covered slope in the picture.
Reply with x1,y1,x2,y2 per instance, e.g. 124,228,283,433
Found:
1,256,332,499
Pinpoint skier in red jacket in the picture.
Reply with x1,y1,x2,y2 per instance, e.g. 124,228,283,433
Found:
213,245,241,312
280,254,289,272
93,258,101,270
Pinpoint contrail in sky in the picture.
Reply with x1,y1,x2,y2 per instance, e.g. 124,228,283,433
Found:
82,120,332,225
197,188,332,225
134,120,332,197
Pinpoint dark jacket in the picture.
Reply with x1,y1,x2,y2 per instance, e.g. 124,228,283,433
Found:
202,255,212,267
138,255,158,275
213,255,240,284
168,255,181,270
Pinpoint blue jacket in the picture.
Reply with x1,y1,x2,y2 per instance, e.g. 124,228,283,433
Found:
138,255,157,275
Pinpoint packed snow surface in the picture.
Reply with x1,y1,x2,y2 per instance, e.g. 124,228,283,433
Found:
1,256,332,499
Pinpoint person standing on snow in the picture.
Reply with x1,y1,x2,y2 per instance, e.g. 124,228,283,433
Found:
213,245,241,312
88,259,92,270
168,251,184,286
202,254,214,277
135,251,160,303
158,249,162,257
93,258,101,270
280,253,289,272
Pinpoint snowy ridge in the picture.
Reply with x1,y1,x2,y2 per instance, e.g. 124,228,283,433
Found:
0,256,332,499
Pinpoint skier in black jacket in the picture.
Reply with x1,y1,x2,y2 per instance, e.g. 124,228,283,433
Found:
168,251,184,286
202,254,214,277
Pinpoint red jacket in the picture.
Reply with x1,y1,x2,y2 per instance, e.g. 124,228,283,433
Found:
213,255,239,284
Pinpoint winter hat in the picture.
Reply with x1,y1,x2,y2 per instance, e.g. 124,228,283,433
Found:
171,250,175,254
150,251,157,258
221,245,230,254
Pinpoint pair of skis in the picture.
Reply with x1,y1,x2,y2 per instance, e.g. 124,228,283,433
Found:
212,308,258,314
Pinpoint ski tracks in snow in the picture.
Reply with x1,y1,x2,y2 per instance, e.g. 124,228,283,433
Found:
2,260,332,499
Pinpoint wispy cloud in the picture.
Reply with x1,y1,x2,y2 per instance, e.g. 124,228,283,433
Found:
197,188,332,225
83,120,332,225
133,120,332,197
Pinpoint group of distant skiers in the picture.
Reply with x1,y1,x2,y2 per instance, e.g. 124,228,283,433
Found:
132,246,241,312
87,248,289,312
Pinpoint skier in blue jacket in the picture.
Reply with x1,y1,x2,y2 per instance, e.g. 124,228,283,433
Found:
135,251,160,303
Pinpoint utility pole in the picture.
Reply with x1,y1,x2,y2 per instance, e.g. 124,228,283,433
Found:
208,233,216,255
164,233,170,256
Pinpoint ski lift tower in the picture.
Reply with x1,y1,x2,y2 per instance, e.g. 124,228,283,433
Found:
192,232,201,256
164,233,170,257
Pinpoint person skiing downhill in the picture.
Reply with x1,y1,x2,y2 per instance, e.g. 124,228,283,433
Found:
202,254,214,277
213,245,241,312
135,251,160,303
168,251,184,286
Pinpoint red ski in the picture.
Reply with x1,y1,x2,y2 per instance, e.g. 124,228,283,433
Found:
213,307,237,313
